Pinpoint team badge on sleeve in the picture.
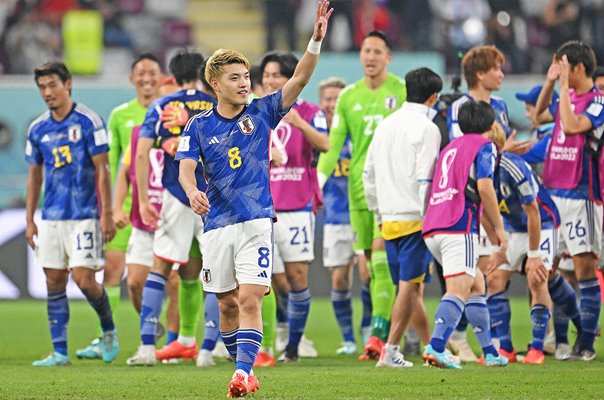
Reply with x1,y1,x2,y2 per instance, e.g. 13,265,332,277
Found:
238,115,255,135
385,96,397,110
93,128,108,146
68,125,82,143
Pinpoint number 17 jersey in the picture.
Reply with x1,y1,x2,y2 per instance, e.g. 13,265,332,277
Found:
175,90,289,232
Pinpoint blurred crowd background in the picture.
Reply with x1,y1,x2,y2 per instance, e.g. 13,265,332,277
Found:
1,0,604,76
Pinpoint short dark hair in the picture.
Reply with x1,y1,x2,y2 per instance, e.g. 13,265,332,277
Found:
131,52,161,72
458,101,495,134
34,61,71,85
249,64,263,91
362,30,393,51
593,66,604,81
259,51,298,79
556,41,596,77
405,68,442,104
168,49,205,86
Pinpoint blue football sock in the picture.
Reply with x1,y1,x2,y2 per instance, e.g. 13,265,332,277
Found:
487,290,512,351
465,295,498,357
487,291,504,341
548,273,581,333
201,293,220,351
166,330,178,345
276,291,289,324
83,287,115,333
553,304,569,344
361,283,372,328
579,278,602,351
221,328,238,362
530,304,550,352
331,289,355,343
455,313,469,333
236,328,263,374
140,272,167,345
47,290,69,356
288,288,311,348
430,295,465,353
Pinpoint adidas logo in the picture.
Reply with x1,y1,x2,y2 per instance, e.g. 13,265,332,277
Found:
473,326,484,334
85,253,94,259
435,317,445,325
209,136,220,145
205,321,217,328
301,247,309,253
257,271,268,278
353,103,362,111
145,317,159,324
579,240,587,246
41,134,50,143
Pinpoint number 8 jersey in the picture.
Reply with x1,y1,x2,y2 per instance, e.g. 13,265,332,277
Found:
25,103,109,220
175,90,289,232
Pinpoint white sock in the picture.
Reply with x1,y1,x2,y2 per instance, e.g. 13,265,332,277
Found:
178,336,195,346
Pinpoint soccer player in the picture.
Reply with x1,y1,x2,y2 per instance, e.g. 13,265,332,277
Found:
364,67,442,367
445,45,529,362
487,144,561,364
316,30,406,360
25,62,119,366
260,50,329,363
76,53,162,359
422,101,509,369
176,1,333,395
534,41,604,361
126,50,216,366
317,77,360,355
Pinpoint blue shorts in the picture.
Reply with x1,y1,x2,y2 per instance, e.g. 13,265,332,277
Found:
385,231,432,284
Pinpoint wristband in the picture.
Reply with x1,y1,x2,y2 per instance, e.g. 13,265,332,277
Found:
307,39,322,55
527,249,540,258
491,245,501,253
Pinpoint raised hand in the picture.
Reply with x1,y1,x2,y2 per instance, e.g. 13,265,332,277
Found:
312,1,334,42
546,55,562,82
558,54,571,88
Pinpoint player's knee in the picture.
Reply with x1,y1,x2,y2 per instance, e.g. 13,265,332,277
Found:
218,296,239,320
127,277,144,296
239,295,262,317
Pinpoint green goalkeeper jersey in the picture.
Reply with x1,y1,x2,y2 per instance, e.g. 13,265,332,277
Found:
317,73,406,211
107,98,148,213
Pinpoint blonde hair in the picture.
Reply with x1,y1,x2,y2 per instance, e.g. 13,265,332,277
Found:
318,77,347,94
205,49,250,84
487,121,506,152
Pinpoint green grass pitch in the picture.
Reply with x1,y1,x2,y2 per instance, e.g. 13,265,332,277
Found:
1,298,604,399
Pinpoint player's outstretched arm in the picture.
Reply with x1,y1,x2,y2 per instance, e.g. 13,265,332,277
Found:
179,158,210,215
25,164,42,249
92,152,117,243
281,0,333,109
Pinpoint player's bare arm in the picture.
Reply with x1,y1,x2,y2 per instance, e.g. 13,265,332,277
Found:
282,108,329,151
281,0,333,109
523,200,547,283
92,152,117,243
135,136,160,228
478,177,508,273
557,55,594,135
179,158,210,215
25,164,42,249
112,162,131,229
534,56,559,125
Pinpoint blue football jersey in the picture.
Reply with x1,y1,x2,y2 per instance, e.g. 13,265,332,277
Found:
496,152,560,232
175,90,289,232
139,89,216,205
25,103,109,220
447,94,512,141
323,135,352,225
547,88,604,201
